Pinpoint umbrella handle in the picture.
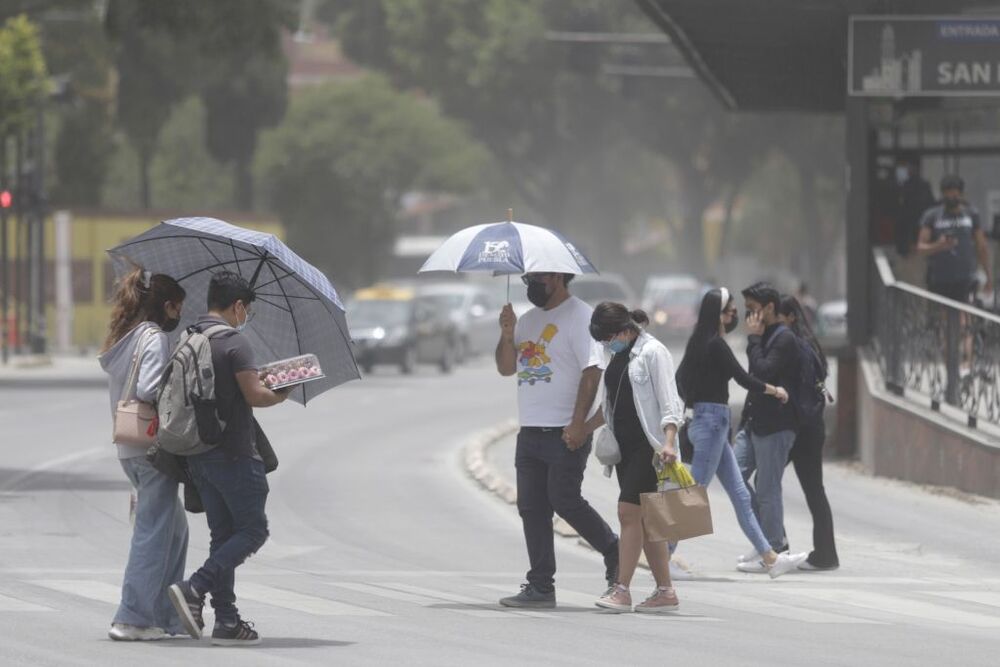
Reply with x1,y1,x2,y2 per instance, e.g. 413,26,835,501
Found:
507,274,510,303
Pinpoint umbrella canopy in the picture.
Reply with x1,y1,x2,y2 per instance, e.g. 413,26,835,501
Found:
108,217,359,404
418,221,598,276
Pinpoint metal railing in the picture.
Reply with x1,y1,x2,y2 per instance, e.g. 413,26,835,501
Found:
871,248,1000,432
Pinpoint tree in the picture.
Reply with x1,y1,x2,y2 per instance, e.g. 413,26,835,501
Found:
0,14,47,140
322,0,642,260
104,0,198,209
256,75,488,286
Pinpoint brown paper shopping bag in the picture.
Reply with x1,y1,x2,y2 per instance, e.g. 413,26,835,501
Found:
640,484,713,543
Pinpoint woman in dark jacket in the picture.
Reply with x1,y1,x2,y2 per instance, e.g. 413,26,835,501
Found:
778,295,839,570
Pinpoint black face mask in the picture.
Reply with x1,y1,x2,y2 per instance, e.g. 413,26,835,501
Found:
944,196,962,210
526,282,550,308
724,311,739,334
162,317,180,333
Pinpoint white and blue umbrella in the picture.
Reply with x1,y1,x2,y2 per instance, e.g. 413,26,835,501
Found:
419,216,598,298
108,217,359,405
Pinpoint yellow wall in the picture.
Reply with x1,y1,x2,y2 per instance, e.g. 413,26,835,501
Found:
3,211,284,350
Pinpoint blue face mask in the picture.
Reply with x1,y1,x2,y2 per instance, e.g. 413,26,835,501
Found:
606,338,628,355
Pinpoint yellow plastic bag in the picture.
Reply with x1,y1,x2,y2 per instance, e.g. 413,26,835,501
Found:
655,460,696,488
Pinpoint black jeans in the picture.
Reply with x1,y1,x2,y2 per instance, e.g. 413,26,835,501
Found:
515,428,618,592
788,418,839,567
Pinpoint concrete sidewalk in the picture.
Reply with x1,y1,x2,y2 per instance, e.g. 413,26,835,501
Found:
0,354,106,388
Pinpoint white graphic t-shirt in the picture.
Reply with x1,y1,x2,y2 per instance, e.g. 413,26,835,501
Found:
514,296,606,427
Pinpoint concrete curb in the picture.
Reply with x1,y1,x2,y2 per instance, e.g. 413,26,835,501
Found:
462,421,677,573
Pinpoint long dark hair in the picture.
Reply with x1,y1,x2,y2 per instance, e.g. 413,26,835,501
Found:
676,288,728,399
589,302,648,341
103,266,185,352
778,295,827,373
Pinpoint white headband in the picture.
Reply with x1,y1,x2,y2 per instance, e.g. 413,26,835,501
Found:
719,287,730,315
141,270,152,289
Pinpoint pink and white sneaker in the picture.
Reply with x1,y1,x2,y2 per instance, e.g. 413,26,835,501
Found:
634,586,680,613
595,584,632,612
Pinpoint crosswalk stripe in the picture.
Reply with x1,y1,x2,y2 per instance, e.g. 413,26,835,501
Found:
238,583,389,617
925,591,1000,610
28,580,120,605
780,589,1000,629
0,592,54,612
683,588,879,624
381,583,539,619
330,582,546,619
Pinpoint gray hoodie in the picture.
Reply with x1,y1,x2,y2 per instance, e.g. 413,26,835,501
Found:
98,322,170,459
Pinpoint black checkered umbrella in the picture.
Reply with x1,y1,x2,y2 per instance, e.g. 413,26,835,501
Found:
108,217,360,404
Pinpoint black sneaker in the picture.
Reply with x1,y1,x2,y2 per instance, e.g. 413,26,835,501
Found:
604,542,620,586
211,618,261,646
167,580,205,640
498,583,556,608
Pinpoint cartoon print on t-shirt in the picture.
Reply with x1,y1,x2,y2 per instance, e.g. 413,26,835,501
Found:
518,323,558,386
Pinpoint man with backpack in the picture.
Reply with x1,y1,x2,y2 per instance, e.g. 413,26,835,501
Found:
733,282,807,572
167,271,290,645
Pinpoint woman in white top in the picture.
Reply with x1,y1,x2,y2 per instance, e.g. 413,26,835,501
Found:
587,302,685,613
98,267,186,641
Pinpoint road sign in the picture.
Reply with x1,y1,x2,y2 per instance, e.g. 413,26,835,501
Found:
850,16,1000,97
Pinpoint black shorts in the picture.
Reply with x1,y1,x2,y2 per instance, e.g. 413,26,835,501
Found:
928,279,974,304
615,441,658,505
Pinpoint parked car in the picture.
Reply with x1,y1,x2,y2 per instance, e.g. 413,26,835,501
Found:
348,285,458,374
418,282,498,362
568,273,637,309
817,299,848,340
641,274,703,340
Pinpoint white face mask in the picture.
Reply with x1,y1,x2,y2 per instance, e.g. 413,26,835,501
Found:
895,166,909,185
235,302,249,332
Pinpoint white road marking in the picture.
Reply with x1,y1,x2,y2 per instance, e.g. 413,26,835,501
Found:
925,591,1000,610
330,582,546,619
28,580,120,605
689,588,881,624
0,592,54,612
380,583,542,619
479,584,722,621
780,589,1000,629
0,447,106,493
237,583,389,617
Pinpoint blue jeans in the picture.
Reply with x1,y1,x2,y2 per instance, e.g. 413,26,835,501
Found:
733,427,796,551
688,404,770,556
115,456,188,633
187,449,269,624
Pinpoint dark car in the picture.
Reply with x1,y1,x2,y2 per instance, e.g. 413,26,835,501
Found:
348,285,457,374
641,274,703,341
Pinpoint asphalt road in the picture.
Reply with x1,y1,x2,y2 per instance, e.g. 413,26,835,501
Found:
1,356,999,666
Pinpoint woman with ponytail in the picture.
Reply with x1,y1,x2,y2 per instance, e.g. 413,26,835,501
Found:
98,267,187,641
587,302,685,613
777,295,839,571
675,288,806,578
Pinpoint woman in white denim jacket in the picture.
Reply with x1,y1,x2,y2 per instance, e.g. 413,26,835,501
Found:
585,302,684,613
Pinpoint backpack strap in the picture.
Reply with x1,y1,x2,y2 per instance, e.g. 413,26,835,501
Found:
762,323,790,354
202,323,236,340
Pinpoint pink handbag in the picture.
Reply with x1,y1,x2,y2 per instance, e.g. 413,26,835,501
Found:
112,329,159,447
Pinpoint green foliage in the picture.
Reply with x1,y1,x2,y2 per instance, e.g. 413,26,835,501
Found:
256,75,488,286
0,14,47,138
102,97,233,210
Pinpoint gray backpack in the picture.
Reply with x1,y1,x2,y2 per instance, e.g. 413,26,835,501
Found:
155,323,234,456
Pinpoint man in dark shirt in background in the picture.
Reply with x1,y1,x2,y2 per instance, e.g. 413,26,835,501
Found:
917,174,993,303
733,282,803,570
169,271,289,646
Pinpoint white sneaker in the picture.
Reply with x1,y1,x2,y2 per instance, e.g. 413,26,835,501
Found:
669,560,693,580
768,552,808,579
736,559,768,574
736,549,760,564
108,623,166,641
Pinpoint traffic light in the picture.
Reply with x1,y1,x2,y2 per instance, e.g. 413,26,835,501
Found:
0,190,10,209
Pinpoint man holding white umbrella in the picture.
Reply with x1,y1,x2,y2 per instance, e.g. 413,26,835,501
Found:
496,272,618,608
419,214,618,608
